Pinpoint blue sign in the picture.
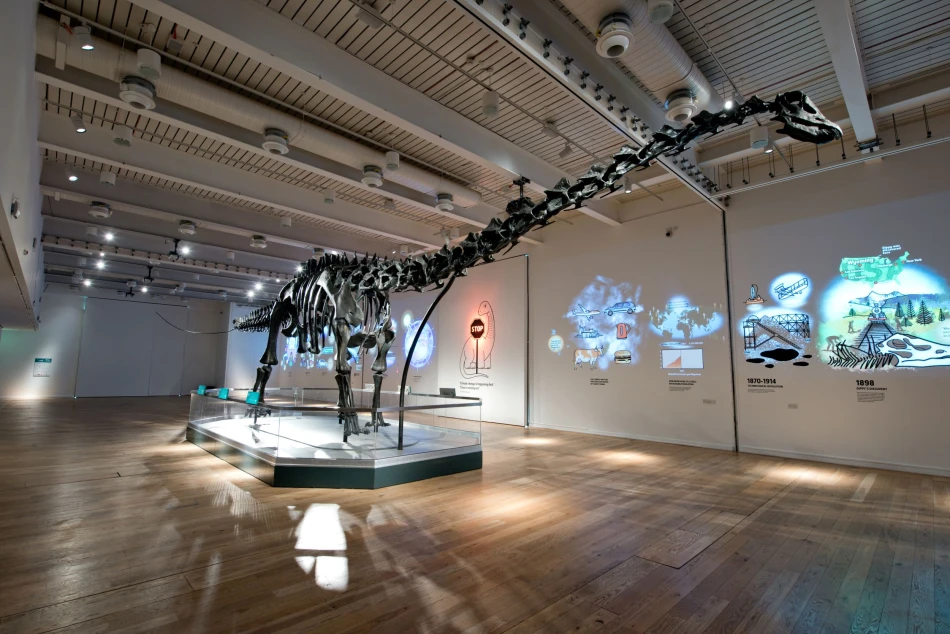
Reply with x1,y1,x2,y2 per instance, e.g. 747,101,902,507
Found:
217,388,229,400
245,391,260,405
197,385,207,395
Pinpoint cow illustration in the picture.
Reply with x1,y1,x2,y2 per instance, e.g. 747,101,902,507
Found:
574,345,605,369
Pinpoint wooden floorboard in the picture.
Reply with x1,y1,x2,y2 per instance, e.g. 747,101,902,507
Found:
0,397,944,633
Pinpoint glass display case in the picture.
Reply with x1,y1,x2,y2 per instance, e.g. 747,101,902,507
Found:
187,387,481,488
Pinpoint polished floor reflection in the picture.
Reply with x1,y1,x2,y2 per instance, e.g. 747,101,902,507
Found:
0,397,946,633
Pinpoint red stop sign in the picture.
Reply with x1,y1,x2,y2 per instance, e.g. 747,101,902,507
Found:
470,318,485,339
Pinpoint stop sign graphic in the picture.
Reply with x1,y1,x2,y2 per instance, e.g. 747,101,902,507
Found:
470,318,485,338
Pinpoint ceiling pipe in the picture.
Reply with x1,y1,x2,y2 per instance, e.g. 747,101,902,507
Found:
583,0,722,118
35,16,481,208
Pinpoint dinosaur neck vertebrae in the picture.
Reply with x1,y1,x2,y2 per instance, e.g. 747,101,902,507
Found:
234,91,841,442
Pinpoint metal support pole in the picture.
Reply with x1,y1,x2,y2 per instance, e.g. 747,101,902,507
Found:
398,274,457,449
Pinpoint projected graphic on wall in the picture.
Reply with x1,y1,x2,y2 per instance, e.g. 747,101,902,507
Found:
561,276,643,370
403,319,435,369
738,273,815,368
459,301,494,378
281,336,317,370
820,247,950,369
648,296,724,339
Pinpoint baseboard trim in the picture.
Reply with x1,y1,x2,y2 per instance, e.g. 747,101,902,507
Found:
528,423,735,452
740,445,950,478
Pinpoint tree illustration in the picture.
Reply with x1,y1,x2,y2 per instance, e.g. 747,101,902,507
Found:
907,300,916,319
895,302,904,319
848,307,856,317
917,300,934,325
939,308,946,322
903,317,913,327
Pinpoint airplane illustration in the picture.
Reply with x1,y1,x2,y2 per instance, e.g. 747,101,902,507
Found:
572,304,601,320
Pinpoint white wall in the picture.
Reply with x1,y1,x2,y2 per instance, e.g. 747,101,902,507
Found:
0,287,228,398
527,205,736,449
727,142,950,476
0,1,43,328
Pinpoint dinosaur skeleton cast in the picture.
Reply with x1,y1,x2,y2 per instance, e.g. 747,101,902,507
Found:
234,91,841,441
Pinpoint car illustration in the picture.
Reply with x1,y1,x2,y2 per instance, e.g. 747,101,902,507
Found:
614,350,632,364
604,301,637,316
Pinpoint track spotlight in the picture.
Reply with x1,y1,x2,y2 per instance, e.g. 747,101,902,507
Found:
482,90,500,118
559,142,573,159
180,245,191,255
542,121,559,138
247,290,255,298
296,264,303,273
764,140,775,154
96,260,105,269
83,279,92,287
99,171,116,186
74,25,94,51
141,287,148,293
113,124,133,147
254,282,263,291
104,232,114,241
71,114,87,133
623,173,634,194
66,168,79,182
355,2,385,29
724,98,734,110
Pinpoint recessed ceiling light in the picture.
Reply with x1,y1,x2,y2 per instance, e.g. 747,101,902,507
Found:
66,168,79,182
96,260,105,269
141,286,148,293
180,245,191,255
254,282,263,291
247,290,255,298
104,232,114,241
82,279,92,287
295,264,303,273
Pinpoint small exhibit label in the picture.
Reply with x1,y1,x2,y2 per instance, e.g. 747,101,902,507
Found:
217,388,229,400
747,377,783,393
245,391,260,405
856,379,886,403
669,379,696,392
32,358,52,378
197,385,207,395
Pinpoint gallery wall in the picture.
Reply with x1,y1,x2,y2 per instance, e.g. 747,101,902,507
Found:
0,287,228,398
528,203,736,449
727,142,950,476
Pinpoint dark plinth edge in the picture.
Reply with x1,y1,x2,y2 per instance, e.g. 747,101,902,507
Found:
186,426,482,489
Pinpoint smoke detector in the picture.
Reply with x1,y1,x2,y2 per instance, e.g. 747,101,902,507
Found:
99,171,116,186
71,271,83,284
281,216,292,228
750,126,769,150
118,76,156,110
225,251,235,261
361,165,384,188
399,244,409,256
88,202,112,219
136,48,162,80
435,193,455,212
179,220,197,235
85,226,98,238
596,13,633,58
113,124,133,147
385,150,400,171
218,290,227,299
323,189,335,204
647,0,675,24
664,89,697,123
262,128,289,155
250,235,268,249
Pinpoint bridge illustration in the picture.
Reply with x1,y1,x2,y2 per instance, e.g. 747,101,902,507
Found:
774,278,809,300
743,314,810,350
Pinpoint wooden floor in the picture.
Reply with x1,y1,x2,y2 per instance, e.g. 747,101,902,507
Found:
0,398,947,633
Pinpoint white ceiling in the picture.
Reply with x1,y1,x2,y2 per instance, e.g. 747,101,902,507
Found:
25,0,950,307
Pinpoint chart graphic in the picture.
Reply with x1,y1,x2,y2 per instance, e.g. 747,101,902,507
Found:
661,349,704,369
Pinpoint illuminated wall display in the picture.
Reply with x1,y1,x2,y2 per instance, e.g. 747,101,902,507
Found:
739,274,814,368
460,301,494,378
819,247,950,369
558,276,643,371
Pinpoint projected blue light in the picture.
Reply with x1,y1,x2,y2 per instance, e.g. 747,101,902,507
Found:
404,320,435,368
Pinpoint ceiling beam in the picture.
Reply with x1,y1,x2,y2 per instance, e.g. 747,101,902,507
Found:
35,57,497,230
132,0,624,226
38,110,442,249
39,170,386,257
815,0,876,143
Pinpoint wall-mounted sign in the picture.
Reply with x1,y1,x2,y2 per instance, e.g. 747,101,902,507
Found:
32,358,52,378
470,318,485,338
439,387,457,398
